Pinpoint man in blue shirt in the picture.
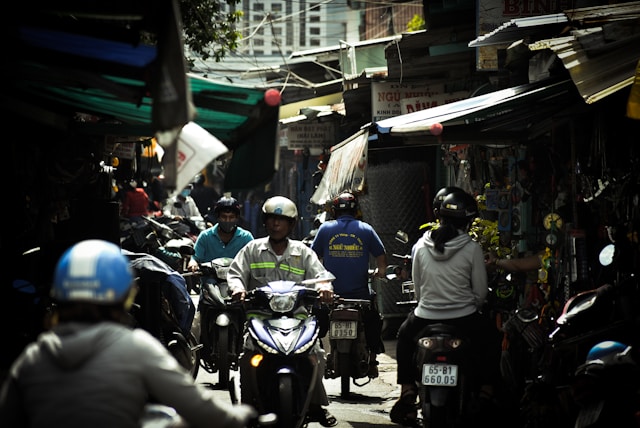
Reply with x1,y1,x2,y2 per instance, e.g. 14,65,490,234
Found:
188,195,254,267
187,195,254,342
311,191,387,377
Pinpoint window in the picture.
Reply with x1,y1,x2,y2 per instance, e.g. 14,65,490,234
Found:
310,27,320,35
253,39,264,46
272,3,282,12
310,38,321,46
272,27,282,35
254,3,264,11
310,16,320,23
309,3,321,12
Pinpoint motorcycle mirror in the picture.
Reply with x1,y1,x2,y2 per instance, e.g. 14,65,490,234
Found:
598,244,615,266
395,230,409,244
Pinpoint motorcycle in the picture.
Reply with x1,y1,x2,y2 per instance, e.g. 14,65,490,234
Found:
126,251,202,379
518,242,640,428
325,296,373,398
233,275,333,428
571,340,640,428
413,322,474,428
189,257,245,389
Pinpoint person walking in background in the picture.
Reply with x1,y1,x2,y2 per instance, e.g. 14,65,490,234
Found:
190,173,220,221
311,190,387,377
164,184,202,220
228,195,338,427
0,239,256,428
120,179,150,223
390,190,502,426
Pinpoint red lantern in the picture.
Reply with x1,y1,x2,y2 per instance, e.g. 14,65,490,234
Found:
264,89,281,106
430,122,443,136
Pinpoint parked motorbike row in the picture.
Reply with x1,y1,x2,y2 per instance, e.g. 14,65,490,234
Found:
389,231,640,428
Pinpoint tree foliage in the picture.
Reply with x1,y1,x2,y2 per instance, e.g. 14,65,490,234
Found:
180,0,244,63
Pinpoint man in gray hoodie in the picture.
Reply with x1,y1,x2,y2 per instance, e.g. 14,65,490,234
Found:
0,239,256,428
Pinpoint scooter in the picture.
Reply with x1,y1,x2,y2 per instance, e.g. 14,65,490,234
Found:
414,322,473,428
572,340,640,428
233,275,332,428
193,257,245,389
325,296,373,397
519,242,640,428
126,251,201,379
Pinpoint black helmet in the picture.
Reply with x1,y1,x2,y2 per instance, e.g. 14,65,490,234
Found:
439,191,478,220
332,191,357,212
433,186,465,219
214,196,241,216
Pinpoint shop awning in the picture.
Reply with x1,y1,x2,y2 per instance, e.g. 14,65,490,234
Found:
311,77,582,205
370,78,581,145
2,1,280,192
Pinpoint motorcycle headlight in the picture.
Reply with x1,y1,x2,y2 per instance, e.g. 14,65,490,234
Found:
269,292,298,313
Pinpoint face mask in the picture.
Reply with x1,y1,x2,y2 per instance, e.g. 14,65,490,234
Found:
180,189,191,198
219,220,238,234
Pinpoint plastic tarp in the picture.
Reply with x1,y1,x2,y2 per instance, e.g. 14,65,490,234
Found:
310,129,369,205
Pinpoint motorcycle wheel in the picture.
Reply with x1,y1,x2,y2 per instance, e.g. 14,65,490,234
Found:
338,353,351,398
187,332,201,379
217,326,230,388
277,374,295,428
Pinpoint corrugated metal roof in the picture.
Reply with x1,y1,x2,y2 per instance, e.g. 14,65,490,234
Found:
530,24,640,104
468,14,569,48
468,2,640,47
468,2,640,104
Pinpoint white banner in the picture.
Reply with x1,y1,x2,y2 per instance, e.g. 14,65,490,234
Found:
169,122,228,197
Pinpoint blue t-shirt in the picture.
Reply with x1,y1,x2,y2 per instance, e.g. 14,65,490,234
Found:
192,224,254,263
311,215,385,299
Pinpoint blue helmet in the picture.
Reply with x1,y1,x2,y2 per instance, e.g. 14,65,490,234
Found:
52,240,133,304
586,341,628,362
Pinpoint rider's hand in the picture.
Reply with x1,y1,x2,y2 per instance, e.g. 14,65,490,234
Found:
187,261,198,272
317,287,334,304
231,289,246,302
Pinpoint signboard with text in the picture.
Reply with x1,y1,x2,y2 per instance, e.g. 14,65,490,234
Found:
282,122,335,150
371,81,470,122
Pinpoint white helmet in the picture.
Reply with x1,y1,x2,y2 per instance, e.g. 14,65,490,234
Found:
262,196,298,220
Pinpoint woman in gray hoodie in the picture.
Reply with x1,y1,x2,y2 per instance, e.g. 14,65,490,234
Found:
390,189,501,426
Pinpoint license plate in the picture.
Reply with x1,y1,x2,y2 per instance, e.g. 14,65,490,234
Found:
329,321,357,339
421,363,458,386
